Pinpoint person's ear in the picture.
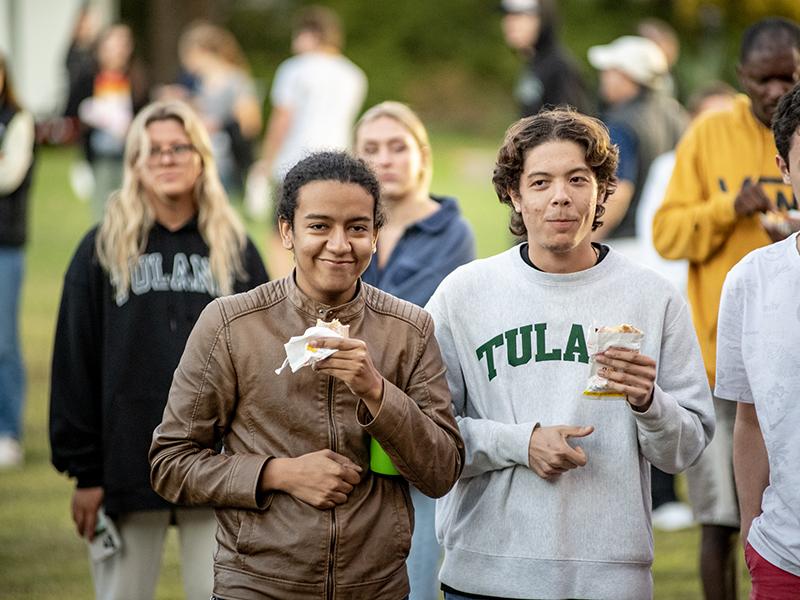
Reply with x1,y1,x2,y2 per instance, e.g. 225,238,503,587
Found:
508,187,522,213
371,230,378,254
278,218,294,251
777,154,792,185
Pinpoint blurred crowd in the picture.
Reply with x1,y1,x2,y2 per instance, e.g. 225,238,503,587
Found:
1,1,799,599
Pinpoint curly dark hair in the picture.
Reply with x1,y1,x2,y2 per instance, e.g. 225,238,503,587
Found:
278,151,385,229
773,82,800,164
492,108,619,236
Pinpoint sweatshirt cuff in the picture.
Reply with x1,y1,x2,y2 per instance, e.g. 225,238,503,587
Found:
500,422,538,467
629,385,671,430
230,453,273,510
710,192,737,227
76,474,104,489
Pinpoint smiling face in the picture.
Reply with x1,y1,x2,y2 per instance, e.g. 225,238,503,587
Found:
355,116,426,202
280,180,377,306
738,44,800,127
139,119,202,212
510,139,600,266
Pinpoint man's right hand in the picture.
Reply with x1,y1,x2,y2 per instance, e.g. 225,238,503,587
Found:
72,486,104,541
528,425,594,481
261,449,363,510
734,178,772,217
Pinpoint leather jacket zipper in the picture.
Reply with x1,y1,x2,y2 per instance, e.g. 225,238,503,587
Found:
326,375,337,600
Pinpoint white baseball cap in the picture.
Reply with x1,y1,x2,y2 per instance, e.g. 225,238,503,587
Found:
500,0,540,15
588,36,668,88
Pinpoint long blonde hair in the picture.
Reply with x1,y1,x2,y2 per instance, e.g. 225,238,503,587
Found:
179,21,250,72
96,100,248,305
355,101,433,192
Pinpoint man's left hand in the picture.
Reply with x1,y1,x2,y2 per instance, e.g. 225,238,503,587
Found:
594,348,656,412
310,337,384,408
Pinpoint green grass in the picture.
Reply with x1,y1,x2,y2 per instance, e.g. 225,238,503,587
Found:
0,142,750,598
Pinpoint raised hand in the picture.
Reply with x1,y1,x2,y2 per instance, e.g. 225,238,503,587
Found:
594,347,657,411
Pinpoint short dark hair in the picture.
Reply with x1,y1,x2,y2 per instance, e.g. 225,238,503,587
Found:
294,6,343,49
278,151,384,229
492,108,619,236
740,17,800,64
773,81,800,163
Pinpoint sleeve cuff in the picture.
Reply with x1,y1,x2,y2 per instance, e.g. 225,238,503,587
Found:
230,454,273,510
630,385,670,430
710,192,737,227
356,378,406,441
499,422,538,467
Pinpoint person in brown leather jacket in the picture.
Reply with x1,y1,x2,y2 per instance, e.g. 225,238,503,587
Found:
150,150,464,600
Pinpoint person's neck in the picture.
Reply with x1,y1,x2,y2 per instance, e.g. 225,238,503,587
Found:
384,190,436,228
527,240,598,274
152,196,197,232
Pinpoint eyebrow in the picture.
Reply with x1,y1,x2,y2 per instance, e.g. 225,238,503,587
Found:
525,167,592,180
301,213,372,223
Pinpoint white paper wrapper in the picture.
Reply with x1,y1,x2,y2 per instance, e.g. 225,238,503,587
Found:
584,325,644,397
275,321,350,374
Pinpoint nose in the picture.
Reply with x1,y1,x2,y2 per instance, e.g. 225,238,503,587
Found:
765,79,790,102
326,226,351,253
550,180,571,205
376,146,392,166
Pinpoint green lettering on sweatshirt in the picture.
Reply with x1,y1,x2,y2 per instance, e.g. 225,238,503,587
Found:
476,334,504,381
505,325,533,367
476,323,588,381
534,323,561,362
563,324,589,363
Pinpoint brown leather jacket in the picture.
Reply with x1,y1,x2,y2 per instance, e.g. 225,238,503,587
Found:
150,276,464,599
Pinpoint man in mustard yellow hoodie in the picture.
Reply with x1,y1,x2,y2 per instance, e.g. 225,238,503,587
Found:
653,17,800,600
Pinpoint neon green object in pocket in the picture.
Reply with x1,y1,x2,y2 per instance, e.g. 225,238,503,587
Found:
370,437,400,476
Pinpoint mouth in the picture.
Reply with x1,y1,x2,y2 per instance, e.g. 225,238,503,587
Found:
319,259,356,267
546,218,578,232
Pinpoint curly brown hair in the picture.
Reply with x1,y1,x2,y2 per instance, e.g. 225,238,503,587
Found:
492,108,619,236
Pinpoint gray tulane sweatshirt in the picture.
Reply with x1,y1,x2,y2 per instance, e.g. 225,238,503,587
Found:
425,246,714,600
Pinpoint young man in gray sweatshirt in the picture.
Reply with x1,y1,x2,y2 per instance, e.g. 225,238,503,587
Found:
426,108,714,599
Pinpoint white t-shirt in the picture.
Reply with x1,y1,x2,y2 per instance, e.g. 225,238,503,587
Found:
716,233,800,576
270,52,367,180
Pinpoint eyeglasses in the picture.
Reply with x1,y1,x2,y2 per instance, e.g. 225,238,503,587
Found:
147,143,196,165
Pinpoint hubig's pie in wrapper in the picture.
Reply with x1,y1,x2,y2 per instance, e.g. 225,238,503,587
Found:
584,324,644,397
275,319,350,374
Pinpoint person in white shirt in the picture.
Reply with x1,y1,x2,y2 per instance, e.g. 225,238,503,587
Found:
253,5,367,278
715,81,800,599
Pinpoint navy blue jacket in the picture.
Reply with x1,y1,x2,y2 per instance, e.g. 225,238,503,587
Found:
362,195,475,307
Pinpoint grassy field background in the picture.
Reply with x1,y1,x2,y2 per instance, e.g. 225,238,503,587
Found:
0,140,750,599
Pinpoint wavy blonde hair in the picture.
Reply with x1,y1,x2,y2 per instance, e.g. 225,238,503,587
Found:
96,100,248,305
355,101,433,193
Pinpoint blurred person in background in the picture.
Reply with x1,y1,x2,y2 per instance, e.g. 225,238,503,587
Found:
50,100,268,600
636,81,736,533
177,21,262,194
637,17,682,99
588,35,688,252
653,17,800,600
0,53,35,469
499,0,592,117
252,5,367,278
78,23,149,221
63,4,101,139
354,101,475,600
714,82,800,599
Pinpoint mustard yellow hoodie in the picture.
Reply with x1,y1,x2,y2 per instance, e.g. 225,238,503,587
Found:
653,94,796,386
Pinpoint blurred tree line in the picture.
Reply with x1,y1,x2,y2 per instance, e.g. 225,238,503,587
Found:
121,0,800,135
